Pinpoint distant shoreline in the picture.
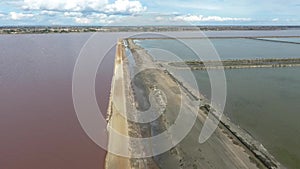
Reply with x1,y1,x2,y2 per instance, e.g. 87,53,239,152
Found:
1,25,300,34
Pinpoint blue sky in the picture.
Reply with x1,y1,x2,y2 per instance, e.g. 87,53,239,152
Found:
0,0,299,26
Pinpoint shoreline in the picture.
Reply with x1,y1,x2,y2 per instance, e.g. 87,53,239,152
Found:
105,40,132,169
132,36,300,40
168,58,300,70
1,26,300,34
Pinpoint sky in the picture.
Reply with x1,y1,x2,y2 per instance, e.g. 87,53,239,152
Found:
0,0,300,26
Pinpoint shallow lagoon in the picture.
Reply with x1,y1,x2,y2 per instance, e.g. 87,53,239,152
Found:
136,38,300,61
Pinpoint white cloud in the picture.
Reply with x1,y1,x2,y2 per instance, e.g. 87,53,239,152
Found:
9,12,34,20
96,14,118,24
171,15,252,22
64,12,83,17
23,0,108,12
104,0,146,14
22,0,146,15
155,16,165,21
156,2,221,11
272,18,279,22
74,13,118,24
19,0,147,25
40,10,59,16
75,17,92,24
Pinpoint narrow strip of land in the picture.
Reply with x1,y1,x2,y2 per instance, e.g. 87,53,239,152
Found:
105,41,131,169
168,58,300,70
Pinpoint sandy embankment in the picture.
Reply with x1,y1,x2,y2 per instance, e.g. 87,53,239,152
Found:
105,40,131,169
105,40,159,169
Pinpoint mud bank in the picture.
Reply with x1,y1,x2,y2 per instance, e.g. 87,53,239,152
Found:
168,58,300,70
130,36,300,40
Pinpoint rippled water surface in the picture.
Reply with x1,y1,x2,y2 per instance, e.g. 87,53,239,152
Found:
0,33,117,169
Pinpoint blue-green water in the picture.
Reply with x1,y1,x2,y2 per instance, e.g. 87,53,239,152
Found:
135,38,300,61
